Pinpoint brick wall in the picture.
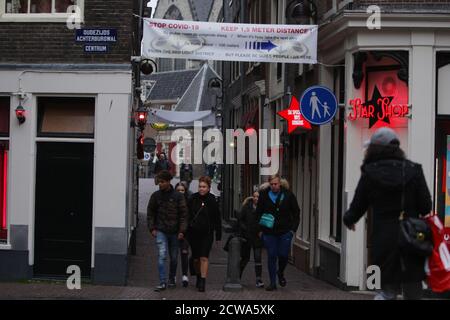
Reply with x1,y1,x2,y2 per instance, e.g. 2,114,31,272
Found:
0,0,133,64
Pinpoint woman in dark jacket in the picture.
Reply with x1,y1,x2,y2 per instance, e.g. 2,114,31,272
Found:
344,127,431,300
238,191,264,288
187,176,222,292
256,174,300,291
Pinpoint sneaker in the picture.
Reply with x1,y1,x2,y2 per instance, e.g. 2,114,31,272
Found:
154,283,167,292
278,272,287,287
182,275,189,288
256,279,265,288
168,277,176,288
265,284,277,291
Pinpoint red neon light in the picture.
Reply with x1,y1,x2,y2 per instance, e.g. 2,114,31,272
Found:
2,150,6,230
348,98,409,121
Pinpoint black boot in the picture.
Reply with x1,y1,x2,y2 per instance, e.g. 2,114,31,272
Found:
196,275,201,289
198,277,206,292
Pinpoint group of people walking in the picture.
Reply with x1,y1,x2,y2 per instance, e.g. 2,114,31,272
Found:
147,127,434,299
147,169,301,292
147,171,221,292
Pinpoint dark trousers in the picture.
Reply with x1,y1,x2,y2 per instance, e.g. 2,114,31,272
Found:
262,232,293,286
240,239,262,279
179,238,189,276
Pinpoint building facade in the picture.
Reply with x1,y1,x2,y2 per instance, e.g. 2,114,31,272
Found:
0,0,135,285
222,0,450,291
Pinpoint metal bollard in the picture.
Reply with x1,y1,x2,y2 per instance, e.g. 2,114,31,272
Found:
223,236,243,291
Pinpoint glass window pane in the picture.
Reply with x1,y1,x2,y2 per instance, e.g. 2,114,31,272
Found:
5,0,28,13
0,98,10,136
55,0,76,13
0,142,8,243
30,0,52,13
38,97,95,137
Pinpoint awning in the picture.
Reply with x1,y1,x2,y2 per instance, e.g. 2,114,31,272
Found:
148,108,216,127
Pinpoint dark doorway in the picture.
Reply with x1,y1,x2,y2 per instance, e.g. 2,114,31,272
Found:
34,142,94,278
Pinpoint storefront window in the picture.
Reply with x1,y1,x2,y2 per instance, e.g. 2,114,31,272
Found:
37,97,95,138
435,52,450,236
0,97,9,243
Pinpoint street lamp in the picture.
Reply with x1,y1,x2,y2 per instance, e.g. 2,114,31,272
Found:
15,105,26,125
208,77,223,128
285,0,317,24
135,105,148,131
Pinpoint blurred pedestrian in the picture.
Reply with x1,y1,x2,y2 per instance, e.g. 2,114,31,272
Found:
238,191,264,288
256,174,300,291
174,182,192,288
187,176,222,292
147,170,188,291
343,127,432,300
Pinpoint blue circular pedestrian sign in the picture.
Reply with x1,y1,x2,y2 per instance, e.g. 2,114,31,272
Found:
300,86,338,125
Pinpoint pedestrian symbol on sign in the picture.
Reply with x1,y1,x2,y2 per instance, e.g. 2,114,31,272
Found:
300,86,338,126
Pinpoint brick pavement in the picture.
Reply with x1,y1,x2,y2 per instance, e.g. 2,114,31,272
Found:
0,178,373,300
0,210,372,300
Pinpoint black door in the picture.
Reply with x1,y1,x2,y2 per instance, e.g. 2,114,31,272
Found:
34,142,94,278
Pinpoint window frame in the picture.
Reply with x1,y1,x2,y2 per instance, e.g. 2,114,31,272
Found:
0,0,85,23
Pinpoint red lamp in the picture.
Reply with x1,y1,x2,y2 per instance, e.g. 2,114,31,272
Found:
15,105,26,125
135,106,148,131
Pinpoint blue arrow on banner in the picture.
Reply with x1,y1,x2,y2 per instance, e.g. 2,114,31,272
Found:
245,40,278,51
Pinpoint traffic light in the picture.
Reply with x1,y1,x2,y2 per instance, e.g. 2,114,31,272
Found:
137,133,144,160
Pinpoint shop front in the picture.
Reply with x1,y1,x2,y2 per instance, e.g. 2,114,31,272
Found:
316,13,450,290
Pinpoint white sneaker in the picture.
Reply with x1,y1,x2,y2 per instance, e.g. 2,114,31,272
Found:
182,275,189,288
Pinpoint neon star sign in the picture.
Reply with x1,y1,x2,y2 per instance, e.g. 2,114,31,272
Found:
277,96,312,134
348,85,409,128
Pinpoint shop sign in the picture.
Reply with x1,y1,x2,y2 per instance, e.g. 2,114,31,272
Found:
348,85,409,128
277,96,312,133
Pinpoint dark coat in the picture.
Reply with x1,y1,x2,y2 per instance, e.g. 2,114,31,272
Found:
187,192,222,241
147,185,188,234
255,187,301,236
154,159,171,174
238,199,263,247
343,158,432,284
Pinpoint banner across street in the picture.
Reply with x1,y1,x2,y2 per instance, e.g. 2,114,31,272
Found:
142,18,318,64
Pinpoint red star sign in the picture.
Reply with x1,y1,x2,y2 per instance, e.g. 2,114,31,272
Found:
277,96,312,133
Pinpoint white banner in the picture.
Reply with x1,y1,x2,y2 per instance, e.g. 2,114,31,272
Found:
142,18,318,64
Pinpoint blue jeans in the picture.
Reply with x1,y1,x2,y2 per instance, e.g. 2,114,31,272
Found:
262,231,294,285
156,231,179,284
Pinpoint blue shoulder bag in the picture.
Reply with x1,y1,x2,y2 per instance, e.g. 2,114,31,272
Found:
259,192,284,229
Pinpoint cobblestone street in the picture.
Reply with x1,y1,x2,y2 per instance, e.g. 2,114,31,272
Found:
0,179,373,300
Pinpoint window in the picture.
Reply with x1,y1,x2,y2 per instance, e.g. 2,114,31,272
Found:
0,97,9,136
1,0,84,22
37,97,95,138
0,97,9,243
